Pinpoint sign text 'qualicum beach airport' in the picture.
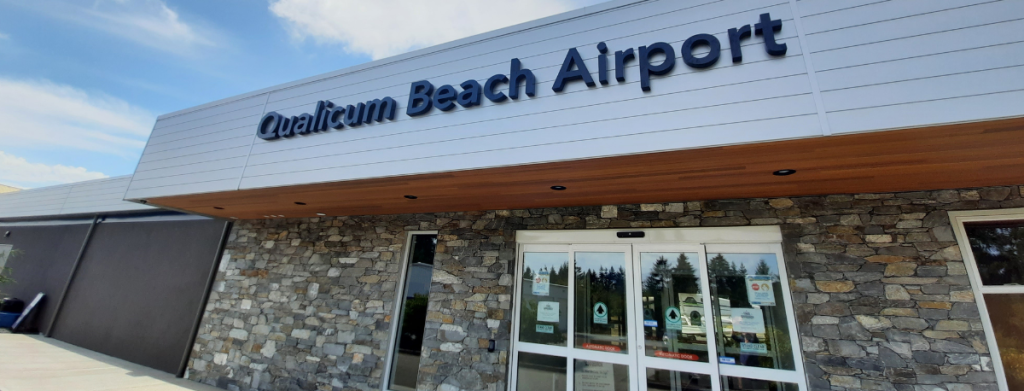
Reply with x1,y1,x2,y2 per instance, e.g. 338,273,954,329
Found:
256,13,788,141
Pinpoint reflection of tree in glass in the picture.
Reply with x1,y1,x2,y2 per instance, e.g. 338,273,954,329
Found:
709,254,793,369
399,294,429,354
520,261,570,345
966,225,1024,285
755,259,772,276
576,263,628,346
643,254,697,294
523,262,570,284
642,254,701,346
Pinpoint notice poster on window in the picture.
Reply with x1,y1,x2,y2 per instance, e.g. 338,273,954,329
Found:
745,275,776,306
731,308,766,334
537,301,560,323
575,361,616,391
740,342,768,354
532,270,550,296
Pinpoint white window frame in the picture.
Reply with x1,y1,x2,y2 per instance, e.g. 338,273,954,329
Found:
949,208,1024,391
382,230,438,391
509,226,806,391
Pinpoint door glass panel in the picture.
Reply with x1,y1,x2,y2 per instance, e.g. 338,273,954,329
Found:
708,254,795,370
983,293,1024,390
639,252,708,362
964,221,1024,285
720,376,798,391
574,360,630,391
520,252,570,346
575,252,629,353
646,368,712,391
517,352,567,391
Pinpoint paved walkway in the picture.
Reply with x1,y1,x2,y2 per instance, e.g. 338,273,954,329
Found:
0,334,223,391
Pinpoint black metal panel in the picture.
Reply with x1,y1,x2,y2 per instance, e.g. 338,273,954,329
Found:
0,223,91,333
50,219,227,374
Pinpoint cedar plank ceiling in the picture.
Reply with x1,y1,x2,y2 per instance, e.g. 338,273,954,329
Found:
146,118,1024,220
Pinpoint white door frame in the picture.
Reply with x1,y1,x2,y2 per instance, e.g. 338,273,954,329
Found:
509,226,806,391
949,208,1024,391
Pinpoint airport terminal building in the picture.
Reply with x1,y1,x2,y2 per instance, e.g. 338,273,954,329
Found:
2,1,1024,391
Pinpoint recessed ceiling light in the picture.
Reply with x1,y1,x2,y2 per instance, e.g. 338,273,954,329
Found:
773,169,797,176
230,217,238,219
264,215,270,218
551,185,567,191
316,213,326,216
404,195,418,199
294,202,307,205
213,206,224,210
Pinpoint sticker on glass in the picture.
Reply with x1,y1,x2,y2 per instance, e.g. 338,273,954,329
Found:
537,301,560,323
643,319,658,327
532,270,550,296
740,342,768,354
731,307,766,334
664,306,682,331
575,360,616,391
745,275,776,306
536,324,554,334
719,357,736,365
593,302,608,325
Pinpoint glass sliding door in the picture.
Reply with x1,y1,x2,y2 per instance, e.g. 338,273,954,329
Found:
513,244,636,391
705,244,802,389
510,234,805,391
633,245,719,391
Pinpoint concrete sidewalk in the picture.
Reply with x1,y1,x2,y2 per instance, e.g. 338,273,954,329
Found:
0,334,223,391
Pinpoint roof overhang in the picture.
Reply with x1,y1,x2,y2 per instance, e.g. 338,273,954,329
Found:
145,117,1024,219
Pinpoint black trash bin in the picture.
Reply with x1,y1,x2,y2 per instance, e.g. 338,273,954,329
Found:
0,297,24,313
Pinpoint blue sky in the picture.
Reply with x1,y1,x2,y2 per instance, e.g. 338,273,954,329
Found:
0,0,604,189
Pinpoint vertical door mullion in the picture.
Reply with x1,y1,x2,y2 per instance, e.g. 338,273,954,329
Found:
509,243,524,391
697,245,723,391
631,245,648,391
622,245,639,391
567,245,577,391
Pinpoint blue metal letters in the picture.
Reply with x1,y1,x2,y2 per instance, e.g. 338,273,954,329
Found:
257,13,787,141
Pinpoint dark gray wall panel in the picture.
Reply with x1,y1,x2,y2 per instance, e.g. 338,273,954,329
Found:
50,219,227,374
0,223,90,333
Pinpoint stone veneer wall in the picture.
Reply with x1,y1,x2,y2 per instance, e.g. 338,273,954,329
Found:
186,185,1024,391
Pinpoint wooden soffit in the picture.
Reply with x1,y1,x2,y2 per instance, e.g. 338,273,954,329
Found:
147,117,1024,220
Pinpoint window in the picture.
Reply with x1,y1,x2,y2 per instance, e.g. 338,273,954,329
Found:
951,210,1024,391
386,233,437,391
0,244,12,270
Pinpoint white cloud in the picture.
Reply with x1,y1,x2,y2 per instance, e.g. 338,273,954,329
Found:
269,0,579,60
0,151,108,188
0,78,154,158
11,0,214,55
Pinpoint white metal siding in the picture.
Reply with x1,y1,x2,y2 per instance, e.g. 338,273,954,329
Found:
122,0,1024,200
800,0,1024,134
0,177,152,219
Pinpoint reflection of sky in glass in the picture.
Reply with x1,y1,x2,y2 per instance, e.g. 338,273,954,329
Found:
713,253,779,275
524,253,569,274
576,252,625,272
406,263,434,297
640,253,699,277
